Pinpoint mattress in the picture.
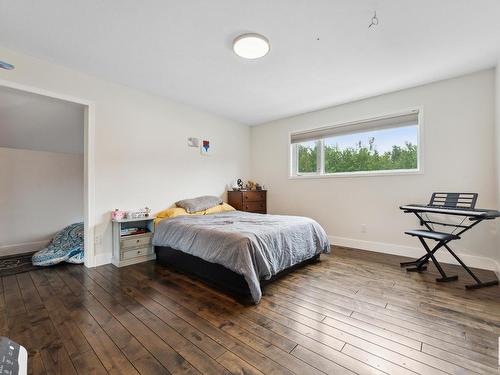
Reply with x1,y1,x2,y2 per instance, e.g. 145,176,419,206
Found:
152,211,330,302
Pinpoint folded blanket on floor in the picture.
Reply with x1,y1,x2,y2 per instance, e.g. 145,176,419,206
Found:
32,222,84,266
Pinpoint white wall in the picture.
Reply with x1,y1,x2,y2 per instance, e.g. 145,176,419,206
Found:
0,147,83,255
0,85,85,154
495,63,500,271
0,46,250,263
251,69,498,270
1,45,495,270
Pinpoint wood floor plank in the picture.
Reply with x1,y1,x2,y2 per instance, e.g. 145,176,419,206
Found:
58,266,201,375
97,264,296,358
16,272,78,375
4,246,498,375
29,270,108,375
130,263,415,375
269,269,490,345
101,271,228,359
349,311,498,362
97,264,298,355
42,268,141,375
3,274,48,375
146,257,491,375
251,302,450,374
70,265,228,375
0,284,9,337
267,283,496,366
3,274,27,317
266,276,498,373
290,345,360,375
339,344,417,375
136,264,438,374
124,264,321,375
217,351,265,375
103,264,311,375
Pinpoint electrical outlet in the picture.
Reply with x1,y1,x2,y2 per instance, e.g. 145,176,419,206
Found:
94,234,102,245
361,224,367,233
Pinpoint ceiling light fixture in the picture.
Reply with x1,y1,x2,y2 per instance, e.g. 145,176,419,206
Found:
233,33,270,60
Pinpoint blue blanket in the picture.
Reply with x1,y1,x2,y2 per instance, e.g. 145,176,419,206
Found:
32,223,84,266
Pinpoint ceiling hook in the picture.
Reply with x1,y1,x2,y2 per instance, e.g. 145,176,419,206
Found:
368,11,379,28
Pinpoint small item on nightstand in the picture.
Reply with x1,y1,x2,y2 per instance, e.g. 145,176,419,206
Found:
237,178,244,190
125,207,151,219
120,227,148,236
111,209,125,220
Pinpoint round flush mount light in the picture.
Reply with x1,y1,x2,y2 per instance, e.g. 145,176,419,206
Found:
233,33,270,59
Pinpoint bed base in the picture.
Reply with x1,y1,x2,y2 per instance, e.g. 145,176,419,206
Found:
154,246,320,304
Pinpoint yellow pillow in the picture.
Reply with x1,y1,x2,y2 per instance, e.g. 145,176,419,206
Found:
154,207,190,225
204,202,236,215
154,202,235,225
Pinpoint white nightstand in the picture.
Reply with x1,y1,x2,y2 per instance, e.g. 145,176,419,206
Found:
111,217,156,267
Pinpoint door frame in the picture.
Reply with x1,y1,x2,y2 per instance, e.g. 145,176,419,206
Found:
0,79,96,267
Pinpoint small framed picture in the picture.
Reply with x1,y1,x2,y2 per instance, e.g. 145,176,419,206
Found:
187,137,199,148
200,139,212,155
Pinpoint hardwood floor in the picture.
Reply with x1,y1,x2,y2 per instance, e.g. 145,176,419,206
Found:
0,251,39,276
1,246,499,374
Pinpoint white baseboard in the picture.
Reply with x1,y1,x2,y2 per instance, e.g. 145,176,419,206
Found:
87,237,500,277
92,252,112,267
329,235,500,273
0,240,50,256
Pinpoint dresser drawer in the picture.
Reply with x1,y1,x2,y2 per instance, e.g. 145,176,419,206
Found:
243,201,266,212
243,191,266,202
120,233,152,250
122,246,154,260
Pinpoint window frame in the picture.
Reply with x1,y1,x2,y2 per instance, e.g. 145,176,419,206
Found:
289,108,424,179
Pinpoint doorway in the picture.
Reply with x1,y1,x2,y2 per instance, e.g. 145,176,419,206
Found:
0,79,95,268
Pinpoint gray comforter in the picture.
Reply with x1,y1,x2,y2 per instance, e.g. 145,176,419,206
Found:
153,211,330,303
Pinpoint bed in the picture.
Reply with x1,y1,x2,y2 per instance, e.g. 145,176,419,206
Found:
152,210,330,303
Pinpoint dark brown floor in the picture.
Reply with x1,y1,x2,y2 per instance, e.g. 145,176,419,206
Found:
1,246,499,374
0,251,39,277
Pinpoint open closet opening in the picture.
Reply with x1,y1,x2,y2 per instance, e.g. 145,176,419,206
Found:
0,85,88,274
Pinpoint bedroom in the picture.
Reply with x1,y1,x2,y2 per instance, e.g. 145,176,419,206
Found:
0,1,499,374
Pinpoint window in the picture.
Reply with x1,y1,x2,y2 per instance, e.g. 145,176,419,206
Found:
290,110,420,177
297,140,318,174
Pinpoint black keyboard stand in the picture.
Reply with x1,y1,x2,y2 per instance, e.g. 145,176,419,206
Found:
400,193,500,290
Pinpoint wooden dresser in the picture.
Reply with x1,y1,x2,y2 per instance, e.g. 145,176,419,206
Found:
228,190,267,214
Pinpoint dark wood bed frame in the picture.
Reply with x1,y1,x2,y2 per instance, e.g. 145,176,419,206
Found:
155,246,320,304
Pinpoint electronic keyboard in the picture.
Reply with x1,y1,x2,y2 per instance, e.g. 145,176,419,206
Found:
400,193,500,290
400,204,500,218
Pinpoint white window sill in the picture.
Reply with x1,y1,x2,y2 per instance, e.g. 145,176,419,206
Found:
289,168,423,179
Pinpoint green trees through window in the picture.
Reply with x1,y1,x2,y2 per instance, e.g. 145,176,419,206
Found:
297,136,418,174
297,143,317,173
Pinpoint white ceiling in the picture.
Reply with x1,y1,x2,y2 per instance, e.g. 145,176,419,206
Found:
0,86,84,154
0,1,499,125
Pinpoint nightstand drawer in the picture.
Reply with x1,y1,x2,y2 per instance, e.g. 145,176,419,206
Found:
122,246,154,260
244,201,266,212
121,233,152,249
243,191,266,202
